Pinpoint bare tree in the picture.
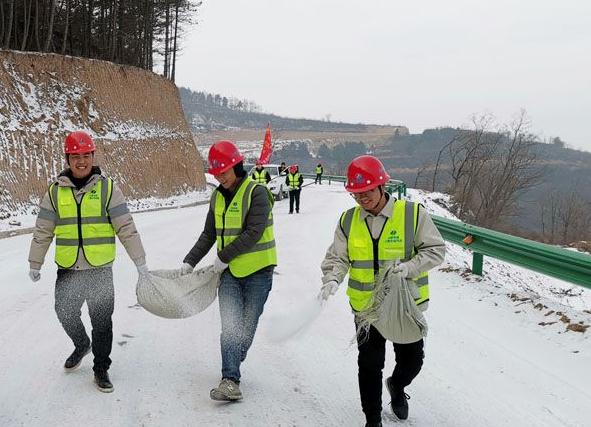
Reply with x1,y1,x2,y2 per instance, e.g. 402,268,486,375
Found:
415,160,434,189
447,111,543,228
21,0,34,51
43,0,56,52
540,191,560,242
3,0,15,49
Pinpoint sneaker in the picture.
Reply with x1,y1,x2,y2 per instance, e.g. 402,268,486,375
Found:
386,377,409,420
64,342,91,372
365,422,382,427
210,378,243,401
94,370,114,393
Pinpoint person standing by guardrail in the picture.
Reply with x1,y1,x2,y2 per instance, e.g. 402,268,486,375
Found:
318,155,445,426
251,161,271,185
27,131,149,393
285,164,304,214
315,163,324,184
278,161,287,175
181,140,277,402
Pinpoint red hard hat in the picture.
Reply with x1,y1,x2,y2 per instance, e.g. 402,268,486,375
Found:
288,164,298,174
208,140,244,175
345,155,390,193
64,131,96,154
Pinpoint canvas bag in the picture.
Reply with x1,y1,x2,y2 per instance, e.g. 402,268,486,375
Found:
355,264,428,344
136,266,219,319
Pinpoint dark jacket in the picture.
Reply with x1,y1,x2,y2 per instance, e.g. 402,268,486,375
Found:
251,168,271,184
183,178,272,266
285,172,304,190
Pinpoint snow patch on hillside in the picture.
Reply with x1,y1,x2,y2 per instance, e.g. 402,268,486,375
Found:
0,60,188,142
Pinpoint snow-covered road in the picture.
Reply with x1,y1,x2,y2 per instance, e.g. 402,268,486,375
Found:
1,182,589,426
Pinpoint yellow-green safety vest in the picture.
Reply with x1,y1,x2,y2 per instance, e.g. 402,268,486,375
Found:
252,169,269,185
49,177,116,269
213,177,277,278
287,173,301,190
316,166,322,174
340,200,429,311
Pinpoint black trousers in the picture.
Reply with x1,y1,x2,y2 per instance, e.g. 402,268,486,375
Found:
55,267,114,372
289,189,301,213
357,324,424,423
315,173,322,184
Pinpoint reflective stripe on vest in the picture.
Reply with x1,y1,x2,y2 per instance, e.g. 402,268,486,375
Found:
288,173,301,189
252,169,268,185
341,200,429,311
50,177,116,269
213,177,277,278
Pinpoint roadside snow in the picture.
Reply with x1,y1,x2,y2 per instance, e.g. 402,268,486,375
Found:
0,180,589,426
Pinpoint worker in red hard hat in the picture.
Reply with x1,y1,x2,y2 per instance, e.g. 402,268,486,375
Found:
251,160,271,185
319,155,445,425
181,140,277,402
28,130,148,393
285,164,303,214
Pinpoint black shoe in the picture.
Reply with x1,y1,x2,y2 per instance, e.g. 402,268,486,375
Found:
289,211,293,214
94,370,114,393
386,376,409,420
365,422,382,427
64,342,91,371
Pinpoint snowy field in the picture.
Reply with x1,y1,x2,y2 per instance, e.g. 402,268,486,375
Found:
0,181,590,426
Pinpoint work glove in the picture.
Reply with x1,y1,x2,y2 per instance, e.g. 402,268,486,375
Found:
29,269,41,283
318,280,339,301
213,255,228,274
137,264,150,277
180,262,194,275
393,261,410,278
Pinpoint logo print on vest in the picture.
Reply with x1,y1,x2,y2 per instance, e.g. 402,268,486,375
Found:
228,201,240,213
385,229,401,243
88,189,100,200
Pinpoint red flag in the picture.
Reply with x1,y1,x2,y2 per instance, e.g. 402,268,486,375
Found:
258,123,272,164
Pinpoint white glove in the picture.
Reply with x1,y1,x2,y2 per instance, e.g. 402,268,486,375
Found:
393,262,409,278
318,280,339,301
213,255,228,274
29,269,41,283
137,264,150,276
180,262,194,275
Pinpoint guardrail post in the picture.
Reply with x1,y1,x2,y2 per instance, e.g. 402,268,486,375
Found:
472,253,483,276
329,176,332,185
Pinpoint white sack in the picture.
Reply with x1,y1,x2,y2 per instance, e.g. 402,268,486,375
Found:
136,266,220,319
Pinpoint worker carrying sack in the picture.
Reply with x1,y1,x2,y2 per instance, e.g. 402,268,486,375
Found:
136,266,220,319
354,263,427,345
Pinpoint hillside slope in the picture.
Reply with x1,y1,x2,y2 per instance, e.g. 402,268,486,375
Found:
0,51,205,220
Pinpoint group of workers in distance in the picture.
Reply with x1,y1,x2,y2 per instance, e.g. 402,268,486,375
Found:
28,134,445,427
251,160,324,214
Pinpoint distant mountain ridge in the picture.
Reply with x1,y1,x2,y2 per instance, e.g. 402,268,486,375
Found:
179,87,408,134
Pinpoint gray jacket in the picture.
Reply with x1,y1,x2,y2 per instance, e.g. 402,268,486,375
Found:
321,195,446,307
183,177,273,267
28,168,146,270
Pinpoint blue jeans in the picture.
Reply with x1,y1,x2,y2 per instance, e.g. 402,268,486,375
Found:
218,267,273,382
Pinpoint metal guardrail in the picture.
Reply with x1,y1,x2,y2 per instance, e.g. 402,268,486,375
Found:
302,172,591,288
301,173,407,198
432,215,591,289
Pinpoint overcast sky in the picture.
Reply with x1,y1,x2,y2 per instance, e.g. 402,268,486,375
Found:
175,0,591,152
